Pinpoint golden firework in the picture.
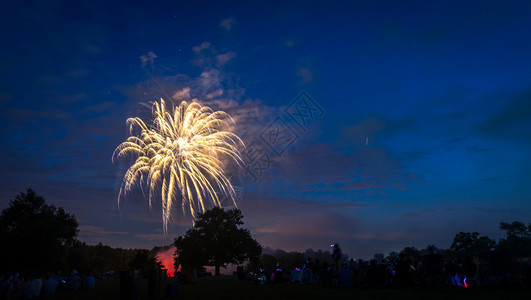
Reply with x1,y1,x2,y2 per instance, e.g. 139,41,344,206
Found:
113,99,244,232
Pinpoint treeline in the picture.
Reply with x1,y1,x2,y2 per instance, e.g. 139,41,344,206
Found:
66,242,163,275
0,189,163,277
3,238,163,277
250,221,531,278
3,189,530,281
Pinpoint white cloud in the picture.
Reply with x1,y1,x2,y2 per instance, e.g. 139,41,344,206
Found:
140,51,157,67
216,52,237,65
192,41,211,52
205,89,223,99
172,87,191,100
199,69,222,91
198,98,278,142
220,17,235,30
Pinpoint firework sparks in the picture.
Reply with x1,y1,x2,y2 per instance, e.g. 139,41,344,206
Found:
113,99,244,232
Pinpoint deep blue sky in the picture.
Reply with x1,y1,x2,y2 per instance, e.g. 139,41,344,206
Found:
1,0,531,259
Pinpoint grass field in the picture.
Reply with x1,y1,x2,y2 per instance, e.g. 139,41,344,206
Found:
54,276,531,300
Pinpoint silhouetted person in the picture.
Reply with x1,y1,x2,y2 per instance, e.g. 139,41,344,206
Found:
303,257,314,283
339,263,352,287
367,260,384,287
319,262,332,287
396,253,411,287
19,277,32,298
304,257,314,273
314,259,321,280
272,268,285,284
290,267,301,284
180,268,193,284
29,274,43,298
302,266,313,283
66,270,81,291
422,247,443,286
355,259,366,286
332,243,342,274
265,269,272,284
0,274,14,299
83,273,95,289
349,258,356,273
42,273,59,298
463,255,478,286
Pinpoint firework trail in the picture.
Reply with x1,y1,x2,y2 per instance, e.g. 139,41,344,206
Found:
113,99,244,232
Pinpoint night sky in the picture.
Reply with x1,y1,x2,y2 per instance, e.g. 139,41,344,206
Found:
2,0,531,259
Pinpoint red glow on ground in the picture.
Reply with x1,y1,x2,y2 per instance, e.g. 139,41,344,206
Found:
157,245,176,277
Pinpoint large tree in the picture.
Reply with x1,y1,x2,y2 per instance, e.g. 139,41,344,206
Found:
496,221,531,259
0,188,79,274
174,207,262,276
449,231,496,259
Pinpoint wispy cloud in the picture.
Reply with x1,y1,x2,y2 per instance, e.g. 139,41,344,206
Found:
192,42,211,53
140,51,157,68
216,52,237,66
78,224,127,237
172,87,191,100
297,67,313,84
220,17,235,30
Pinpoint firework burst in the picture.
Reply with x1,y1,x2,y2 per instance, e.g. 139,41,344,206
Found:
113,99,244,232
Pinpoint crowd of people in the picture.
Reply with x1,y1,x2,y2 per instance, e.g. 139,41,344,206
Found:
3,244,530,298
250,244,530,289
0,270,94,299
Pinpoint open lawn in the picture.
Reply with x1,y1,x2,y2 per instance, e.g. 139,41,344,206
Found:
54,276,531,300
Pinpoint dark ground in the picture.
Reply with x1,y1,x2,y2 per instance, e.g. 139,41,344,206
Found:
54,276,531,300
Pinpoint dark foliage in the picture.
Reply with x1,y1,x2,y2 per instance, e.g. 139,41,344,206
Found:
174,207,262,276
449,232,496,259
497,221,531,258
0,188,79,274
129,249,163,272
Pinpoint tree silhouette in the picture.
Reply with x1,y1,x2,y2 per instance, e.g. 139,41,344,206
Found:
449,232,496,259
129,249,163,272
174,207,261,276
400,246,421,260
500,221,531,239
0,188,79,274
497,221,531,259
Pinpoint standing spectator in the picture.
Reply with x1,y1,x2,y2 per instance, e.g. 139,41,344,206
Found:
0,274,14,299
42,273,59,298
83,273,95,290
396,253,411,287
66,270,81,291
28,275,43,298
302,265,313,283
290,267,302,284
332,244,342,275
319,262,332,287
339,263,352,287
